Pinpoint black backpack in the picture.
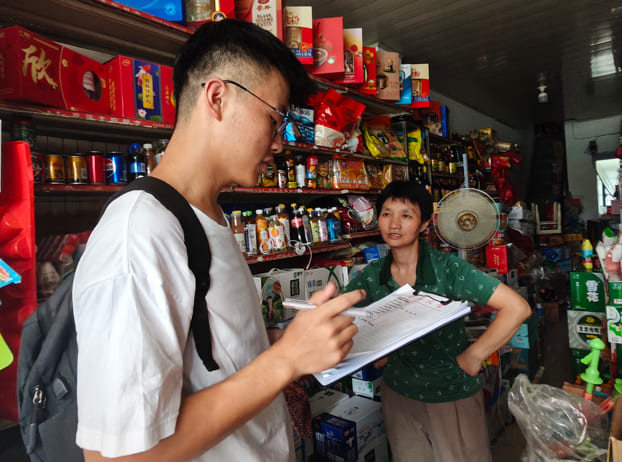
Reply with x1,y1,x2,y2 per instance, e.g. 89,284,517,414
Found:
17,176,219,462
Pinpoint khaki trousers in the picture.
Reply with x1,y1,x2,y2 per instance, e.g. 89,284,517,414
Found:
382,385,493,462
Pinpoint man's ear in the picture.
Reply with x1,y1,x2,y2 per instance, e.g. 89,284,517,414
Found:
202,79,226,120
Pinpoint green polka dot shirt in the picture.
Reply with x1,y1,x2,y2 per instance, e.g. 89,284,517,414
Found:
344,240,500,403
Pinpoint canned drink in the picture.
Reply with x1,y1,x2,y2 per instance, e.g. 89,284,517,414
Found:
65,154,89,184
86,151,106,184
31,153,45,183
105,152,127,184
45,154,66,184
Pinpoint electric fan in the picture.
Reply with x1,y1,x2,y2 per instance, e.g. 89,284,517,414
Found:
432,188,500,257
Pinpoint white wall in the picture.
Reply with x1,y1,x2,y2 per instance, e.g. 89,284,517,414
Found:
564,116,621,221
430,90,533,200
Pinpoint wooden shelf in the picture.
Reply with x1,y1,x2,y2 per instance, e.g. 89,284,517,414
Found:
283,142,408,165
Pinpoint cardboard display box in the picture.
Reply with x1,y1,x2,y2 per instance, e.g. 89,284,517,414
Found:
0,25,109,114
567,309,605,350
376,50,400,101
311,17,344,77
570,271,606,312
285,6,313,66
334,28,363,85
235,0,283,40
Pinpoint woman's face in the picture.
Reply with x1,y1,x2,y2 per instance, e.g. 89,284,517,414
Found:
378,198,430,249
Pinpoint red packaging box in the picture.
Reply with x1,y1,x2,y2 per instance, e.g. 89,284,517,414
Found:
485,243,521,274
376,50,400,101
311,17,345,77
0,25,109,114
160,64,176,124
235,0,283,41
358,47,377,95
334,28,363,85
285,6,314,66
410,63,430,108
106,56,164,122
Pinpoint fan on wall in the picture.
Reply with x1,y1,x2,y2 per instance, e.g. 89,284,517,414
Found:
433,188,500,257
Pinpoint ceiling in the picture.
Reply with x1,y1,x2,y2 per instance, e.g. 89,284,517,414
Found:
287,0,622,128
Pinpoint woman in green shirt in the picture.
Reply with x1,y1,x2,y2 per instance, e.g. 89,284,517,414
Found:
345,180,531,462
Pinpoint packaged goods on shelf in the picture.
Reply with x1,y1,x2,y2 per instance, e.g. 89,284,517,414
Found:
376,50,400,101
314,89,366,149
106,56,166,122
283,105,314,145
333,28,364,85
285,6,313,66
329,157,370,191
567,309,605,350
0,25,110,114
362,116,407,161
185,0,235,28
381,164,409,187
311,17,344,77
116,0,185,22
160,65,176,124
397,64,412,105
410,63,430,108
236,0,283,40
569,271,606,312
357,47,377,95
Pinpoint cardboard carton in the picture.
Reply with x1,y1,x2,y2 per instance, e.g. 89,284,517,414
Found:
410,63,430,108
106,55,163,122
397,64,412,105
160,64,176,124
0,25,109,114
358,46,377,95
570,271,606,312
376,50,400,101
236,0,283,41
285,6,313,66
311,17,344,77
567,309,605,350
334,28,363,85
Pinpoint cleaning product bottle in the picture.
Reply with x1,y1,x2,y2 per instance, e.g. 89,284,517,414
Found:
582,239,593,272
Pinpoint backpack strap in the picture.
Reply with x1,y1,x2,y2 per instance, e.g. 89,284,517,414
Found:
107,177,219,371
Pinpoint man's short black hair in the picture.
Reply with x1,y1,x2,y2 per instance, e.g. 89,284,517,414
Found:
173,19,315,122
376,180,433,222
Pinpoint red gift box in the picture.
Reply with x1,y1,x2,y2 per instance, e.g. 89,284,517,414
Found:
106,56,164,122
235,0,283,41
357,47,377,96
333,28,363,85
285,6,314,67
311,17,345,77
160,64,176,124
0,25,109,114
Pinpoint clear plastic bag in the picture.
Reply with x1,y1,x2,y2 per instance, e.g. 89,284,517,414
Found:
507,374,609,461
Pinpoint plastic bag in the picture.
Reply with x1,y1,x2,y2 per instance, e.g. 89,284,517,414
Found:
508,374,608,461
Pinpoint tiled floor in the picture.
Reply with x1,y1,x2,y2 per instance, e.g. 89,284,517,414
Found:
0,312,573,461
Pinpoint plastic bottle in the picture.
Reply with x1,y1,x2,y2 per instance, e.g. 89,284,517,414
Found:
295,155,306,188
310,209,321,243
290,204,305,244
276,204,291,246
142,143,156,175
582,239,594,272
256,209,271,255
327,207,342,242
299,207,312,244
269,215,286,251
606,242,622,282
243,211,258,257
127,143,146,180
231,211,246,254
306,155,318,189
317,208,329,242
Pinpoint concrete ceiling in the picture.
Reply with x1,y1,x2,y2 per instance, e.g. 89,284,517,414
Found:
287,0,622,128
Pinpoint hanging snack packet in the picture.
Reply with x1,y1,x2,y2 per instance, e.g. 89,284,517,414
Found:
283,105,314,145
314,88,366,149
362,116,407,161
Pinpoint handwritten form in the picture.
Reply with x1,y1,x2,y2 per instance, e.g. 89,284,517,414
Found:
313,284,471,386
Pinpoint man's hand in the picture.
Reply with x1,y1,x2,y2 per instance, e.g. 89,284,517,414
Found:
274,283,365,379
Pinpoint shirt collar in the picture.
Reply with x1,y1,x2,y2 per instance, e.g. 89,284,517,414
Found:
379,240,437,287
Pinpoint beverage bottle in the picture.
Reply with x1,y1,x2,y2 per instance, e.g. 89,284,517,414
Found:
276,204,291,246
306,155,318,188
299,207,312,244
243,211,258,257
231,211,246,253
127,143,146,180
286,158,297,188
310,209,321,243
142,143,156,175
256,209,271,255
290,204,305,243
268,215,286,251
327,207,342,242
317,208,329,242
295,155,306,188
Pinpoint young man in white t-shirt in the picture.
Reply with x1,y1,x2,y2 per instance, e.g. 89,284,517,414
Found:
72,19,365,461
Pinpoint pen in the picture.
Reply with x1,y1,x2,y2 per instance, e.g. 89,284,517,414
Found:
282,298,370,319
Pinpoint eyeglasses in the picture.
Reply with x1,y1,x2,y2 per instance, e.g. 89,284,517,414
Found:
202,80,289,138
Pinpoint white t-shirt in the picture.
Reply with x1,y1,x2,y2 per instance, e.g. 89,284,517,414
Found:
72,191,294,460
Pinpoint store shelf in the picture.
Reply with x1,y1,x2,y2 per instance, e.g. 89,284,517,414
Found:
283,142,408,165
245,241,351,265
429,133,460,145
343,230,381,239
0,102,173,143
0,0,192,65
35,183,124,195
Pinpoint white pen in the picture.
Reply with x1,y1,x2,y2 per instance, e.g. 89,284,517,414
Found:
282,298,370,319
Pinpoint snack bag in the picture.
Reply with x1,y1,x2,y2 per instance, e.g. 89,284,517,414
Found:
362,116,407,161
314,88,366,148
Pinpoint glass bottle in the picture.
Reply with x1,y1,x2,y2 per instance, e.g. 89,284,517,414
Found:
127,143,146,180
143,142,156,175
244,211,258,257
231,210,246,254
